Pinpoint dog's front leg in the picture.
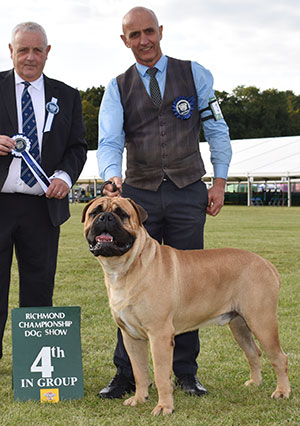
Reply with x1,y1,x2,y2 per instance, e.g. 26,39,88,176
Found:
121,330,150,407
149,330,175,415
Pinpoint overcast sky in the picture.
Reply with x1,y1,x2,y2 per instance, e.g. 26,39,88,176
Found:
1,0,299,95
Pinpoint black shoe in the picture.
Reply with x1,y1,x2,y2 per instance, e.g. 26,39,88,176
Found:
98,372,135,399
175,374,207,397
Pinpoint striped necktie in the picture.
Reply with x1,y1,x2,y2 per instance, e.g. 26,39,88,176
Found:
147,67,162,107
21,81,40,186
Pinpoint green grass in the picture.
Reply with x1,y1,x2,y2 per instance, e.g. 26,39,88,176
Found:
1,205,299,425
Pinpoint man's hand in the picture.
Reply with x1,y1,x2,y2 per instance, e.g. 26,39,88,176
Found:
207,178,226,216
102,176,122,197
0,135,15,156
46,178,69,199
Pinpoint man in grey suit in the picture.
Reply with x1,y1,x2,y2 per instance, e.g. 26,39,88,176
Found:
0,22,87,359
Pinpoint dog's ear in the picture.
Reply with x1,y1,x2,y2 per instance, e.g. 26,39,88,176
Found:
81,198,98,223
127,199,148,225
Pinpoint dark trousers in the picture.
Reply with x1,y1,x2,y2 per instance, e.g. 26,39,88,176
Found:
113,178,208,378
0,193,59,358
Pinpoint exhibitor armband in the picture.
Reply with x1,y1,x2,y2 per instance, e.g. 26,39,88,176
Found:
199,96,224,122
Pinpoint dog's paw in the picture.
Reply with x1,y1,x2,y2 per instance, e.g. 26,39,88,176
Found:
124,394,148,407
271,388,290,399
151,403,174,416
244,379,261,386
124,396,138,407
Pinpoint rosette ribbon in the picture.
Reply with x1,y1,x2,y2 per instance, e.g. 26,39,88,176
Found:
172,96,195,120
44,97,59,133
11,134,51,193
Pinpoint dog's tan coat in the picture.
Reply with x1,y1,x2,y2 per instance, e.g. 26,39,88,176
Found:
82,197,290,415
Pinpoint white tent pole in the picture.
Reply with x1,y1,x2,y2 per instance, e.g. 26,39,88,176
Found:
247,177,252,206
94,179,97,198
288,176,291,207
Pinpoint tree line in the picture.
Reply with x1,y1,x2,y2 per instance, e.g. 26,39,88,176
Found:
80,85,300,150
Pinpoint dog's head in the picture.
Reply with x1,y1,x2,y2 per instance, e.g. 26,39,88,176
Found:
81,197,148,257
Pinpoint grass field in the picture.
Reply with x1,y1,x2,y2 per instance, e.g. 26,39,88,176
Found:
1,205,299,425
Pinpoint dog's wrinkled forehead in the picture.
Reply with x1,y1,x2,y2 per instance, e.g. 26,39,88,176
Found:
89,197,130,216
82,196,148,227
89,197,116,214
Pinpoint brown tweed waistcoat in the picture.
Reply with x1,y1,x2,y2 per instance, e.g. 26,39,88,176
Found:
117,56,206,191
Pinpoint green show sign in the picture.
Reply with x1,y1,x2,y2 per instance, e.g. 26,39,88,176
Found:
11,306,84,402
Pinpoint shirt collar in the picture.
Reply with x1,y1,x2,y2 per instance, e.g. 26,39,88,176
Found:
136,54,168,77
14,70,44,92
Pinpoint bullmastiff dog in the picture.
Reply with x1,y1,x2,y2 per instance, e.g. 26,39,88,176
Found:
82,196,290,415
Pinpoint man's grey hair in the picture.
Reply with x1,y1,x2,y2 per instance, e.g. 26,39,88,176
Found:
11,22,48,47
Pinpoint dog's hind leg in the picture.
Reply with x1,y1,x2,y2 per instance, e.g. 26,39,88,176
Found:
121,331,151,407
229,314,263,386
244,313,290,399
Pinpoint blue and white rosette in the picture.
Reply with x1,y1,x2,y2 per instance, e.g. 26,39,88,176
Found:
172,96,195,120
11,134,51,193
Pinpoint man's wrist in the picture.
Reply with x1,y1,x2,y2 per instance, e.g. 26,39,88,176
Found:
213,177,226,188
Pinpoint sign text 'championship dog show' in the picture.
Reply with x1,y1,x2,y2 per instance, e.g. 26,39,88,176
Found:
11,306,84,402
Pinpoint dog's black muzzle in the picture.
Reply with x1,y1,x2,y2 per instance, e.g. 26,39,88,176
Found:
87,212,135,257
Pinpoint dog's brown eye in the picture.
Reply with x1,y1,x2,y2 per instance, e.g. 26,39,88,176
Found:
115,207,129,220
90,206,103,217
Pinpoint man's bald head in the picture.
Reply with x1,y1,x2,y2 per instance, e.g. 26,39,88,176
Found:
122,7,159,32
120,7,163,68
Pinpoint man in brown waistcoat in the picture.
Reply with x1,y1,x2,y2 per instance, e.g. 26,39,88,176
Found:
97,6,232,399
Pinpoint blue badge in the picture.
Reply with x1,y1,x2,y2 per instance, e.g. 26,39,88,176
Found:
46,101,59,115
172,96,195,120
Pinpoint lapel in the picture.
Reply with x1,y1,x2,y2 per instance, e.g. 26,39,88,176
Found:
0,70,18,132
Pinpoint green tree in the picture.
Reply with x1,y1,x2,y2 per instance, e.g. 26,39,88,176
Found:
216,86,300,139
79,86,105,150
286,91,300,134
